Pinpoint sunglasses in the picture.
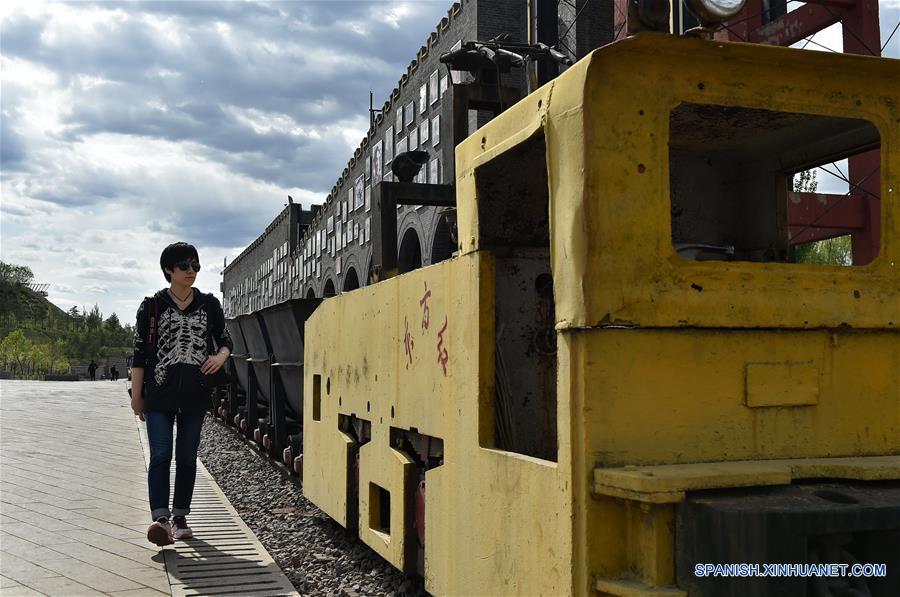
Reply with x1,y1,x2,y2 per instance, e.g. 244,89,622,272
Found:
174,260,201,272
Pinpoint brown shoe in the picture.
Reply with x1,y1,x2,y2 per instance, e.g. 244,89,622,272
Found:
147,517,174,546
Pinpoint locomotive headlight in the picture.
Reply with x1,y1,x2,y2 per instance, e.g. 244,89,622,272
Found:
685,0,746,25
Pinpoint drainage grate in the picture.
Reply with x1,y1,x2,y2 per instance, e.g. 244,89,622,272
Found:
139,422,298,596
165,464,299,596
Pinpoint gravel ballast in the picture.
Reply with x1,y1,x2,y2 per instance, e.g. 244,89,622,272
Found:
198,415,427,597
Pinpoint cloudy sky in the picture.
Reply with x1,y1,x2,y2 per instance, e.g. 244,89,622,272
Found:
1,0,453,321
1,1,898,323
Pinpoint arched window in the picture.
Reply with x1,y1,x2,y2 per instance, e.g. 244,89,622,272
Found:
323,279,336,297
343,268,360,291
431,211,456,265
305,287,316,299
398,228,422,274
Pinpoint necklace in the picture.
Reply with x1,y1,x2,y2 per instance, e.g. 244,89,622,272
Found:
168,288,192,303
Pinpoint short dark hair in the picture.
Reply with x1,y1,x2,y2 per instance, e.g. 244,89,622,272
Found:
160,242,199,282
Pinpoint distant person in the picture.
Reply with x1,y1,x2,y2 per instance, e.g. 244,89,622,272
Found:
110,365,118,381
87,361,98,381
131,242,233,547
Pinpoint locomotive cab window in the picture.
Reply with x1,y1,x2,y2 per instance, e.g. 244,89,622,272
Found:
475,131,558,463
669,103,881,266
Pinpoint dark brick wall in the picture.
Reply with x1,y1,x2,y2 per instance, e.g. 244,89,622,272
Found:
558,0,616,64
476,0,528,98
294,1,483,301
222,204,313,317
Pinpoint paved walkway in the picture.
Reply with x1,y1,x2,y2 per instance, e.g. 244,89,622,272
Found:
0,380,296,597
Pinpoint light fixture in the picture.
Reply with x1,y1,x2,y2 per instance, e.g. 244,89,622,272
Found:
631,0,671,33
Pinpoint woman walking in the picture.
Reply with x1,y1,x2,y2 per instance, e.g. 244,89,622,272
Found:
130,242,233,546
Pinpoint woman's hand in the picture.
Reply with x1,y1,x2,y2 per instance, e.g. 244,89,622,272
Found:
201,353,228,375
131,392,145,421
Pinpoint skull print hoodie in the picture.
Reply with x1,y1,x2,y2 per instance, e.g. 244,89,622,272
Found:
132,288,234,412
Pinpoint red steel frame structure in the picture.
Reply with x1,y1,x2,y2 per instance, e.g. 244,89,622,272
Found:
611,0,883,263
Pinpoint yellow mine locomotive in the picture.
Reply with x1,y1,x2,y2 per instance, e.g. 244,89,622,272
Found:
301,35,900,596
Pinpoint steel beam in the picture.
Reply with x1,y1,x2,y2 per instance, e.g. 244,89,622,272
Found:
788,192,867,229
726,0,883,263
749,4,844,45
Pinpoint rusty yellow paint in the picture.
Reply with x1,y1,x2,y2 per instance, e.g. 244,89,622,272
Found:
745,361,819,407
358,442,416,568
624,501,677,586
304,34,900,597
594,455,900,502
587,495,683,595
456,34,900,330
572,328,899,468
567,328,898,594
595,577,686,597
304,252,573,594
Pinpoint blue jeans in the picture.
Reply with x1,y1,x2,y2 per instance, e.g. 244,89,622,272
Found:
145,411,204,521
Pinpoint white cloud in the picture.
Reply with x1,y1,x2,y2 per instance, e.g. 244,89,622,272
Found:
382,6,415,29
0,0,42,20
51,283,76,294
881,6,900,58
789,7,900,59
1,130,325,319
5,0,889,321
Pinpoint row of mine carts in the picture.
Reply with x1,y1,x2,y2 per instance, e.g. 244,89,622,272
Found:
214,298,321,477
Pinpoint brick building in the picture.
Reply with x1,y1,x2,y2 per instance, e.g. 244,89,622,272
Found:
223,0,614,317
223,203,317,316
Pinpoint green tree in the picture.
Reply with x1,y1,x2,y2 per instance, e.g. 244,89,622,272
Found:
793,169,818,194
54,355,71,375
792,170,851,266
0,262,34,285
795,236,852,266
28,343,50,374
0,329,33,373
105,312,122,332
85,304,103,330
1,262,133,375
48,338,68,374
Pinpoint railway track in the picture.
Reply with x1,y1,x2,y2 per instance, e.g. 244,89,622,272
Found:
198,414,427,597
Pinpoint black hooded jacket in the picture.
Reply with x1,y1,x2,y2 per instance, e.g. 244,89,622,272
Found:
132,288,233,412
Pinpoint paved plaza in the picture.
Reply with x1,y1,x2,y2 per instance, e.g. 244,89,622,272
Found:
0,380,296,596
